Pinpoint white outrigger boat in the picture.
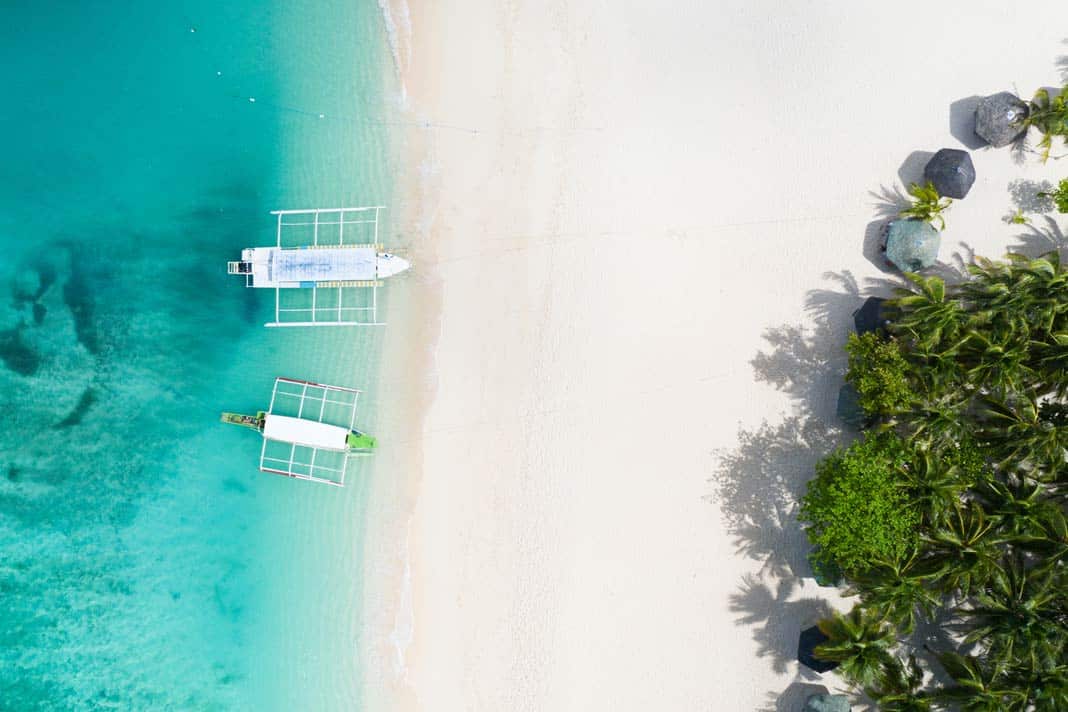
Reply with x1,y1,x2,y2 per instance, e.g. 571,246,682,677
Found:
228,206,409,327
221,377,374,487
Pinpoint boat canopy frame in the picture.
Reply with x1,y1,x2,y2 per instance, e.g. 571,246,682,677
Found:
262,206,387,328
258,377,366,487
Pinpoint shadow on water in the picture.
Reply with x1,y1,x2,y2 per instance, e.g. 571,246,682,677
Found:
948,95,987,150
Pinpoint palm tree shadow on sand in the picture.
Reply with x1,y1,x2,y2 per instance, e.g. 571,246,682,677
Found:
1007,215,1068,258
863,185,908,273
709,269,932,705
757,681,833,712
711,272,912,568
730,574,835,677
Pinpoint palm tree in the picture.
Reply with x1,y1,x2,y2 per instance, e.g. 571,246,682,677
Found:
1011,660,1068,712
1013,498,1068,574
814,606,897,688
1032,341,1068,399
900,448,977,527
958,557,1068,670
958,330,1034,397
975,476,1063,541
965,254,1068,363
866,654,932,712
846,552,942,635
897,389,972,452
933,650,1028,711
980,396,1068,473
891,274,964,354
922,503,1006,597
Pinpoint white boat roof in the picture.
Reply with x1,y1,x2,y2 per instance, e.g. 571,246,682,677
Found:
263,414,350,451
257,246,378,284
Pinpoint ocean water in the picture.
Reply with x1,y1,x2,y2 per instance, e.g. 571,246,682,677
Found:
0,1,399,709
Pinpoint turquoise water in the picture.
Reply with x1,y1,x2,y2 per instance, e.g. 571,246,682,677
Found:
0,2,398,709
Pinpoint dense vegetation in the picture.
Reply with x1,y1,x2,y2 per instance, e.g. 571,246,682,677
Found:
799,252,1068,710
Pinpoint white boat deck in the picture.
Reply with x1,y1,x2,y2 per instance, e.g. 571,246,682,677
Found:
244,246,377,287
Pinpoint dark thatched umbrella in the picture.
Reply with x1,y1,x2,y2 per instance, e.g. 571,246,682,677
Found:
974,91,1029,148
836,383,866,429
852,296,889,335
884,219,940,272
798,625,839,673
924,148,975,199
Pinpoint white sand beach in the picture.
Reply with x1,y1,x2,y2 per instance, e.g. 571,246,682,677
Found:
365,2,1068,709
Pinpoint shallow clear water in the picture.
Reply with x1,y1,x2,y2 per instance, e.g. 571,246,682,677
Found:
0,2,396,709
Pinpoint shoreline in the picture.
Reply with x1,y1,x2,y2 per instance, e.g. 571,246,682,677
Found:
354,6,442,699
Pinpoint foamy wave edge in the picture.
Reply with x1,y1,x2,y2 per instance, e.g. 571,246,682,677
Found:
377,0,413,102
389,518,415,680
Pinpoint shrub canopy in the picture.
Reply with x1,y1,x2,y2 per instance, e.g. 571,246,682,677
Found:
800,433,920,574
845,332,913,416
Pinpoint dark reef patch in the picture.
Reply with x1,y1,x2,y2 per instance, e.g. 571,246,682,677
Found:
55,388,97,429
62,269,101,354
0,325,41,375
33,260,58,299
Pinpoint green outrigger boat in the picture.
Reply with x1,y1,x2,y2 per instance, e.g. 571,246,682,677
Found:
220,410,377,450
221,377,375,486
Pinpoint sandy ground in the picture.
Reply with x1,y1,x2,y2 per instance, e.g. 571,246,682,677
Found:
364,2,1068,710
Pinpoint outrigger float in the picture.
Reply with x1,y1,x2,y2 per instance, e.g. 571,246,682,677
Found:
228,206,410,327
221,377,375,487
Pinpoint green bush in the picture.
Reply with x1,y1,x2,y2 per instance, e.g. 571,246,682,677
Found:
800,433,920,574
899,181,951,230
845,332,913,416
1038,178,1068,213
